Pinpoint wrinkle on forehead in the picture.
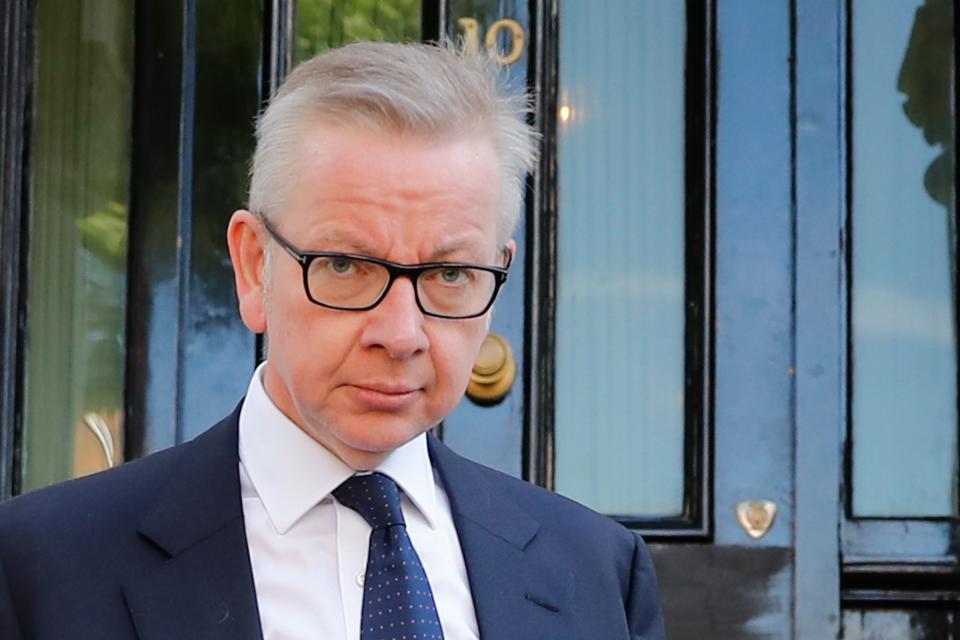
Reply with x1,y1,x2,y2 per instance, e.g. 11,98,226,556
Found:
275,124,502,262
294,216,495,263
285,123,501,206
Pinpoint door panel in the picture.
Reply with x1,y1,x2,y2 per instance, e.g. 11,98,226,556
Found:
552,0,688,518
849,0,957,519
127,0,261,455
440,0,798,636
839,0,960,626
126,0,190,455
685,0,795,634
178,0,263,441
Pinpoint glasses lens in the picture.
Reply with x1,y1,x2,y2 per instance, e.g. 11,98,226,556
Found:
306,256,389,308
417,266,497,317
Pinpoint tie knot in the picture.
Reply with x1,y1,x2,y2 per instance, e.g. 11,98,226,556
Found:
332,472,405,529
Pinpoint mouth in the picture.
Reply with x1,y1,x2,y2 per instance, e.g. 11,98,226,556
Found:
346,383,422,411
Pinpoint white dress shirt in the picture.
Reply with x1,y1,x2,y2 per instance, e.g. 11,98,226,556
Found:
238,363,480,640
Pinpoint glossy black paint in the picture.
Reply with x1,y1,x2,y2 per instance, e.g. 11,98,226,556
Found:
653,0,713,540
0,0,33,500
421,0,440,41
266,0,294,98
126,0,188,456
524,0,557,492
127,0,261,454
178,0,199,444
178,0,261,441
844,562,960,605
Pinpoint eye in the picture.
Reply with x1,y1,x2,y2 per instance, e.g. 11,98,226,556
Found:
439,267,468,284
328,256,355,274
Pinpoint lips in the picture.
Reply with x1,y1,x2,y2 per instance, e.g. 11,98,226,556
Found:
354,382,420,395
347,382,423,411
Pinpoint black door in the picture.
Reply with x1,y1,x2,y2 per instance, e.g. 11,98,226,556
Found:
3,1,960,637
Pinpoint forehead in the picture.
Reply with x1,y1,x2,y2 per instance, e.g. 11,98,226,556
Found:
279,123,503,257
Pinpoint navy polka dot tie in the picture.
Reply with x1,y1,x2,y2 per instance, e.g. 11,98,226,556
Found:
333,472,445,640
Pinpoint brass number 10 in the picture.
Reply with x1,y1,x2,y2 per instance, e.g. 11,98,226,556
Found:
457,17,525,65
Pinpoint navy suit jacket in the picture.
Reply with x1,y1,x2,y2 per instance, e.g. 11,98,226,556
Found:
0,406,665,639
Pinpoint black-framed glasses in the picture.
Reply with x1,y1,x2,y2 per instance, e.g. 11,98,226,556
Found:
260,216,511,319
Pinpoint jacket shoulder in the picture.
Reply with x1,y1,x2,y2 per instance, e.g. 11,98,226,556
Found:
0,411,244,638
478,458,633,537
0,438,190,543
431,436,638,551
0,407,240,542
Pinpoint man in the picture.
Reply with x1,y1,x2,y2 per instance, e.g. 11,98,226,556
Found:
0,42,665,639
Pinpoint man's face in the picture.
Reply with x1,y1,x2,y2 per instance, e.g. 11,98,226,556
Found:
229,123,506,469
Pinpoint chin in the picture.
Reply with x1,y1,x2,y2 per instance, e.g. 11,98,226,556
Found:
337,418,429,454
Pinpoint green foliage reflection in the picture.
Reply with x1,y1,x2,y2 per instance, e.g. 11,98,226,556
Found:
296,0,421,62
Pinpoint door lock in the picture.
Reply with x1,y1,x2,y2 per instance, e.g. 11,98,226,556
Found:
466,332,516,405
735,499,778,539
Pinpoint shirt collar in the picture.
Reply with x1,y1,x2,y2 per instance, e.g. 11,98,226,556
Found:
238,362,439,534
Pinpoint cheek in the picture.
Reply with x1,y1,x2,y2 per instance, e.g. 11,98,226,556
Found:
428,323,488,392
264,290,356,379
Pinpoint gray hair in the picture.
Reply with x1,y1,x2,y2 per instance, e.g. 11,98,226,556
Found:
249,40,539,246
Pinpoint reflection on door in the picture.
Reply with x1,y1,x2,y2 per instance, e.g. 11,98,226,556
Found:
22,0,134,490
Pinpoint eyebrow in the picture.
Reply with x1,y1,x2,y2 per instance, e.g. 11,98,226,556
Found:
425,232,494,262
302,230,377,255
427,247,488,263
301,231,495,263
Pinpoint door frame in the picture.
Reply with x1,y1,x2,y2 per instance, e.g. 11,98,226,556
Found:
794,0,844,636
0,0,35,501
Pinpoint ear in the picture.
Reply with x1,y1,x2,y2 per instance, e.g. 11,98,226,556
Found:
227,209,268,333
504,239,517,266
485,239,517,329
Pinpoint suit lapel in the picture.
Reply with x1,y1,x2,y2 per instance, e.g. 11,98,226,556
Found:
121,414,571,639
428,435,574,639
123,408,262,640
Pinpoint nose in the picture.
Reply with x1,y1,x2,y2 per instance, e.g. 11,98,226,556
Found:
359,277,430,359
